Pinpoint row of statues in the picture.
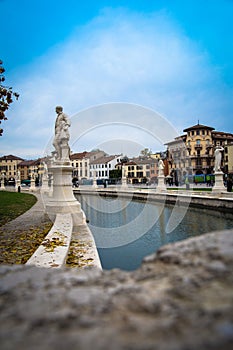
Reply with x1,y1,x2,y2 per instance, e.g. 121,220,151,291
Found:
2,107,225,187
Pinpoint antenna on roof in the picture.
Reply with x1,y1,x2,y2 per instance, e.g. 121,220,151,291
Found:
198,119,199,125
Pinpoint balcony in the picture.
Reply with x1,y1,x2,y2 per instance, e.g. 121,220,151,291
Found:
194,144,203,150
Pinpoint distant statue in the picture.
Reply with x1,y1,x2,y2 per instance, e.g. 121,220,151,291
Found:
158,159,165,176
214,146,224,172
52,106,71,160
43,161,48,178
16,170,21,181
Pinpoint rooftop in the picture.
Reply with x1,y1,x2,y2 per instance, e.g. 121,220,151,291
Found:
183,123,215,132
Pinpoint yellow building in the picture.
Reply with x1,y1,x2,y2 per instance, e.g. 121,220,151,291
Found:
166,123,233,182
225,143,233,174
0,154,24,180
18,159,40,181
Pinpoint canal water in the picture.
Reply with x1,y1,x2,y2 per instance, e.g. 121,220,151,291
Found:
76,194,233,271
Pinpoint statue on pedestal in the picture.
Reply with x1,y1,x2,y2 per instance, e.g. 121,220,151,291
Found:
52,106,71,161
214,146,224,172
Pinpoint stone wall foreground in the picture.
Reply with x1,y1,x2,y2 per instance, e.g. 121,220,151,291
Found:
0,229,233,350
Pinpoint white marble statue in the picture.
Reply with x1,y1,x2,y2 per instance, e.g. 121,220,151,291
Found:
43,161,48,179
158,159,165,176
214,146,224,172
52,106,71,160
16,170,21,181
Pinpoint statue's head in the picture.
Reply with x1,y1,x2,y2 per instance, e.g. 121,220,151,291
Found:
55,106,63,113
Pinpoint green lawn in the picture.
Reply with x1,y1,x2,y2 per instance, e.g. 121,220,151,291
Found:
0,191,37,226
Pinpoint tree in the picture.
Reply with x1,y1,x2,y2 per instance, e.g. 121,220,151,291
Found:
0,60,19,136
140,148,152,157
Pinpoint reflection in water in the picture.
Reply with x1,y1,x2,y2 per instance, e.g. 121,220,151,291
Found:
76,194,233,271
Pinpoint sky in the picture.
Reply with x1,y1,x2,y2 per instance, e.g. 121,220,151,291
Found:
1,0,233,159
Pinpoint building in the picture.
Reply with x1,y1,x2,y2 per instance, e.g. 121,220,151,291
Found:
118,157,158,184
0,154,24,180
90,155,122,180
18,159,40,181
225,143,233,174
166,123,233,181
71,150,106,180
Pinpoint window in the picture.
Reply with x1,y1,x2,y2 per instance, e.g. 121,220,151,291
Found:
202,130,205,135
196,139,201,145
192,131,194,136
196,130,200,135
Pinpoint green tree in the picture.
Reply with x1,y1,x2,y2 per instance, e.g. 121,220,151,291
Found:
0,60,19,136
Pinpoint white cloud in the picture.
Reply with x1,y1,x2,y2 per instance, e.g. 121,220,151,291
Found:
1,8,231,158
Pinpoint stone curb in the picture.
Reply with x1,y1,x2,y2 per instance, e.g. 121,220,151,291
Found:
26,213,73,268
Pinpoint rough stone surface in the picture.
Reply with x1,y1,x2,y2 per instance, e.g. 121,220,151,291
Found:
0,229,233,350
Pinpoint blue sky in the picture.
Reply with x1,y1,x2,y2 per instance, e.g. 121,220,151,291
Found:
1,0,233,158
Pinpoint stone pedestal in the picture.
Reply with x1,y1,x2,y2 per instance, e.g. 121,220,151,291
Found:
15,180,21,192
121,176,127,188
46,162,86,227
41,177,49,194
156,175,167,192
92,176,98,189
212,171,225,194
0,180,5,191
30,179,36,191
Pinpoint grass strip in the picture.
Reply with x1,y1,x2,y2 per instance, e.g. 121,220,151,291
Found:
0,191,37,226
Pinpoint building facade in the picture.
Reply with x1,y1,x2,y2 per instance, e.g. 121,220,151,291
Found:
71,150,106,180
18,159,40,181
118,157,159,184
0,155,24,181
166,123,233,181
90,155,122,180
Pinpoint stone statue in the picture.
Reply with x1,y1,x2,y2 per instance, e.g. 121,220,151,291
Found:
16,170,21,181
52,106,71,160
43,161,48,178
214,146,224,172
158,159,165,176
